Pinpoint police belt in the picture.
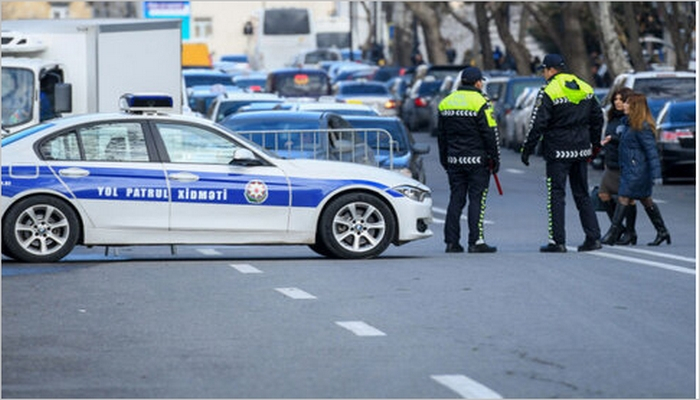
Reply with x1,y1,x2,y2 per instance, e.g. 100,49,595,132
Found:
447,156,482,165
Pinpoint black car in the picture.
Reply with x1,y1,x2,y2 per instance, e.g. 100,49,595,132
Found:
656,99,696,182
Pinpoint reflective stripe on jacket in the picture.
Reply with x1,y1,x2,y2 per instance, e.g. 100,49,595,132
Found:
437,85,500,168
522,73,603,162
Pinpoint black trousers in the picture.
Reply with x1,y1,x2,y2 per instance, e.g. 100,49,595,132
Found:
546,159,601,245
444,166,490,246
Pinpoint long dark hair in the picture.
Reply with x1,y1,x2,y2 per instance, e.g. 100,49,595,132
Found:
606,86,634,121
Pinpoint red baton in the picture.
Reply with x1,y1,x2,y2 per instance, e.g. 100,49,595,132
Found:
493,171,503,195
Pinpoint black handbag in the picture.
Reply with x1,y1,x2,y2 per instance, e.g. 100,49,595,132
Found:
590,186,606,212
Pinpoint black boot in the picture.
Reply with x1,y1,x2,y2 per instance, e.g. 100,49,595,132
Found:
601,204,629,245
617,204,637,245
645,203,671,246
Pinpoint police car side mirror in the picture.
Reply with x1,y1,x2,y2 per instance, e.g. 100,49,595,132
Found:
230,148,263,166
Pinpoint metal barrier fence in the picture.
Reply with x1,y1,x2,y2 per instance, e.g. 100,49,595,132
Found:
236,128,395,170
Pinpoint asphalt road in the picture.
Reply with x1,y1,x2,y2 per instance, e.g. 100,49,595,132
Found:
2,131,697,398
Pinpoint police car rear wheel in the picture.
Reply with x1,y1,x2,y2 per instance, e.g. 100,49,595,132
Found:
2,196,79,263
318,193,395,259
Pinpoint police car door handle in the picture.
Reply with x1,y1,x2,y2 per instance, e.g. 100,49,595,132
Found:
58,167,90,178
168,172,200,182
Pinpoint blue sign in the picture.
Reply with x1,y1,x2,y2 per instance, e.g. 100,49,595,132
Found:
143,1,191,40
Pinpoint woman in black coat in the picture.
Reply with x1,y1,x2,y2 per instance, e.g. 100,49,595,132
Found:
598,87,636,244
602,92,670,246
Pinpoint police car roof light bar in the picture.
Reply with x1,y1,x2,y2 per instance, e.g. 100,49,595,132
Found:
119,93,174,115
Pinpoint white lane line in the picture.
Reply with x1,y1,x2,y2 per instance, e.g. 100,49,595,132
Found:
197,248,222,256
275,287,317,300
505,168,525,174
335,321,386,336
608,246,696,263
230,264,262,274
575,249,696,275
431,374,503,399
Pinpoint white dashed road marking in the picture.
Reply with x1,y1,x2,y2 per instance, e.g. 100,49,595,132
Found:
581,249,696,275
275,287,317,300
230,263,263,273
335,321,386,336
431,374,503,399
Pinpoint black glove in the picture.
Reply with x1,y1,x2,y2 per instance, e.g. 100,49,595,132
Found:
520,148,531,166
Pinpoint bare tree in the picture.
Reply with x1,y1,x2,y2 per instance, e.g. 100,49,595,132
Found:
524,3,595,82
621,3,648,72
404,2,447,64
657,2,694,70
489,3,532,75
588,2,632,79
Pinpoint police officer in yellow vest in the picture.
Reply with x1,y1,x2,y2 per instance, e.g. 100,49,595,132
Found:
438,67,500,253
520,54,604,252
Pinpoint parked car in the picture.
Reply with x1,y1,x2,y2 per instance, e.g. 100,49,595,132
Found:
219,110,370,162
343,115,430,183
292,48,342,68
503,86,538,150
287,101,380,116
606,70,696,118
186,85,242,116
232,73,267,92
265,68,333,100
401,77,443,132
1,94,433,262
427,75,457,136
333,80,398,116
183,68,236,89
485,75,546,146
655,98,696,182
206,92,283,122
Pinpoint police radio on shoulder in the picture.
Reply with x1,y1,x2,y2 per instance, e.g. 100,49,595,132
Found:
119,93,174,114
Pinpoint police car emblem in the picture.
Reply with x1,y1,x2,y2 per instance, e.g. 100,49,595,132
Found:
245,180,268,204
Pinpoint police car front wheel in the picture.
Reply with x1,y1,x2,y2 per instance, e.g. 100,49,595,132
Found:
317,193,396,259
2,195,80,263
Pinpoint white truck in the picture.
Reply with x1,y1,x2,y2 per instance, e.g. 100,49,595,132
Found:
2,18,182,135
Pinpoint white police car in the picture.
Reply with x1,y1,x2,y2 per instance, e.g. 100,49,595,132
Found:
1,94,433,263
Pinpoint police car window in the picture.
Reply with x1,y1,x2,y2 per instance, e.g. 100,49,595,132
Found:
156,123,240,164
39,131,80,160
39,122,148,162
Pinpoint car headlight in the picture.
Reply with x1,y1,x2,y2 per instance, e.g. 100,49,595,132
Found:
393,185,431,202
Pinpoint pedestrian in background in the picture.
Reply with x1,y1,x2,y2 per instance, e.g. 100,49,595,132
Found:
437,67,500,253
520,54,604,252
598,86,637,245
601,92,670,246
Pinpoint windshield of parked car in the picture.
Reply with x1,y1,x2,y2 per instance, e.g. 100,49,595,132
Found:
633,77,696,99
346,119,408,153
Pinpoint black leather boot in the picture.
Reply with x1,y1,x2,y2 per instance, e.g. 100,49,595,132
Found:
601,204,629,245
645,203,671,246
617,204,637,245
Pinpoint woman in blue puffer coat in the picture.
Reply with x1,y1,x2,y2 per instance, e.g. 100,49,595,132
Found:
602,92,670,246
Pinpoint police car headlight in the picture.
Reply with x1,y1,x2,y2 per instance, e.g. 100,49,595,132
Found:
393,185,430,202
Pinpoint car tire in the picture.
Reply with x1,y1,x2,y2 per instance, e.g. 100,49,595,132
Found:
2,195,79,263
317,192,395,259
